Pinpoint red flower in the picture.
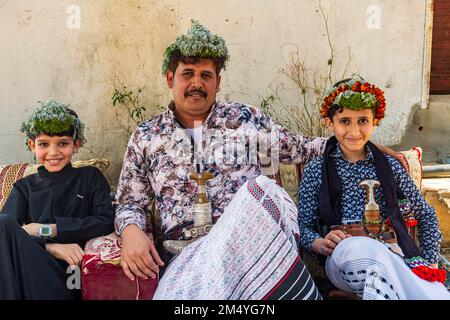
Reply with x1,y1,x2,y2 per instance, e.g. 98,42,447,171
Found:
352,82,361,92
385,218,392,227
320,79,386,122
406,219,418,227
412,266,447,284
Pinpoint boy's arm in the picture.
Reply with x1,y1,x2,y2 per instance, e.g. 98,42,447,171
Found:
388,157,441,264
297,158,324,251
54,168,115,244
2,184,50,247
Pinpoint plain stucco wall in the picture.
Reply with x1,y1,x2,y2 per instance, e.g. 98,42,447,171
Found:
0,0,431,187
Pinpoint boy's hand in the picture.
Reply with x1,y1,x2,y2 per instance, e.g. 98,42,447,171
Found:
22,223,41,237
45,243,84,266
121,224,164,281
22,223,57,238
313,230,351,256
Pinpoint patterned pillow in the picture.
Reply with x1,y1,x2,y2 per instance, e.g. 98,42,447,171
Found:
400,147,423,190
0,159,110,211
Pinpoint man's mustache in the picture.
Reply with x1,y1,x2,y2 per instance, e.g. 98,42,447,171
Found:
185,89,207,98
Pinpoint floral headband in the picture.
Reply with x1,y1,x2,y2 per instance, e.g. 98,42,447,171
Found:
20,100,86,150
162,20,230,75
320,74,386,125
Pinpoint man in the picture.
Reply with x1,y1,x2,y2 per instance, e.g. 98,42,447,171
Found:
114,21,407,299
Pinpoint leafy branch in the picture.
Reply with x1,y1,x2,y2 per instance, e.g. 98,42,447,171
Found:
260,0,353,137
111,79,163,135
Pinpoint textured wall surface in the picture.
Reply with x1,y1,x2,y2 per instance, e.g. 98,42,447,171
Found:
394,95,450,164
0,0,432,186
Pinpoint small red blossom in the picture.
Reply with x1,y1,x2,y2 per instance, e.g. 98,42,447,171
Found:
412,266,447,284
320,78,386,124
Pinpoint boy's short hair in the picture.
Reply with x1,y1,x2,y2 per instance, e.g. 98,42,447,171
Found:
20,100,86,149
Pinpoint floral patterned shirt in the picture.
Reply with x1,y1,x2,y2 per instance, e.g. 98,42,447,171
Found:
298,144,442,263
115,101,327,236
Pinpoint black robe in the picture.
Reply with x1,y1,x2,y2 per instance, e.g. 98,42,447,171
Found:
0,163,115,299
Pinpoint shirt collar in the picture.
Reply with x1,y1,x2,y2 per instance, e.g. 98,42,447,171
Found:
37,162,74,179
167,100,219,127
331,142,374,164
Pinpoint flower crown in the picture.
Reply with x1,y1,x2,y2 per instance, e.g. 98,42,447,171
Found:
162,20,230,75
320,74,386,125
20,100,86,150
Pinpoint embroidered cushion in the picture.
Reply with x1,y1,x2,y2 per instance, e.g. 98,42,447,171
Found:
82,231,158,300
400,147,423,190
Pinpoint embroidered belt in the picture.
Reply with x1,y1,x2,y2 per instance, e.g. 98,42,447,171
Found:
330,223,397,244
164,223,212,241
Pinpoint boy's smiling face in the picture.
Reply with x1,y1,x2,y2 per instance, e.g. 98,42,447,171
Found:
28,134,81,172
325,108,375,160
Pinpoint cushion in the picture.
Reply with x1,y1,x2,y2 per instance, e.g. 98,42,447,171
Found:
400,147,423,190
82,232,158,300
0,159,110,211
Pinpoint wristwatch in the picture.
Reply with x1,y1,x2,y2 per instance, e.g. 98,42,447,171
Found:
39,224,52,238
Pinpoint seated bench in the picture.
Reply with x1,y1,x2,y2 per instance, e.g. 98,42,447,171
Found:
1,149,447,299
80,147,438,299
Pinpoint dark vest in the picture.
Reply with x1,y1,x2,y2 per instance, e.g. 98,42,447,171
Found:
317,136,422,259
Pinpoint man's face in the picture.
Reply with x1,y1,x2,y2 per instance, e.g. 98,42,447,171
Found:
166,58,221,123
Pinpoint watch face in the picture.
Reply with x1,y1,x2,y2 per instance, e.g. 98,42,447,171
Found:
40,225,52,237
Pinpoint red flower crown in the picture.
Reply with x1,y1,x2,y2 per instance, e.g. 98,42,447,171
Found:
320,74,386,125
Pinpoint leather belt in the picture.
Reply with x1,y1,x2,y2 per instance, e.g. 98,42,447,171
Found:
164,222,213,241
164,222,193,241
330,223,397,244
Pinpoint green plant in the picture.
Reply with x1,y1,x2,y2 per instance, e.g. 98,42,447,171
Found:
112,80,163,134
260,0,352,137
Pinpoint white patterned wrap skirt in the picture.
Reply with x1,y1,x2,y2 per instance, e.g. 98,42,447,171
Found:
325,236,450,300
154,175,321,300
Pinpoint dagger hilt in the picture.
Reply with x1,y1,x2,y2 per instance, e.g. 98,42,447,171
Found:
359,179,380,212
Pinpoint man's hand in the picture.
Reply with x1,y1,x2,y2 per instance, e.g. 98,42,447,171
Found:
45,243,84,266
120,224,164,281
375,144,409,173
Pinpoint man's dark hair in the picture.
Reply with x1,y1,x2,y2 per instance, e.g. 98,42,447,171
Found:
167,50,226,76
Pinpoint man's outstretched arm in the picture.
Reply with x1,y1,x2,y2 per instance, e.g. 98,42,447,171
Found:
115,128,164,280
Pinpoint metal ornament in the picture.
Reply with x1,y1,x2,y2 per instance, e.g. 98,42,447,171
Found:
163,171,214,255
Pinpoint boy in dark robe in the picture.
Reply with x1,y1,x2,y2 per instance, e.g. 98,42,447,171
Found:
0,100,115,299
